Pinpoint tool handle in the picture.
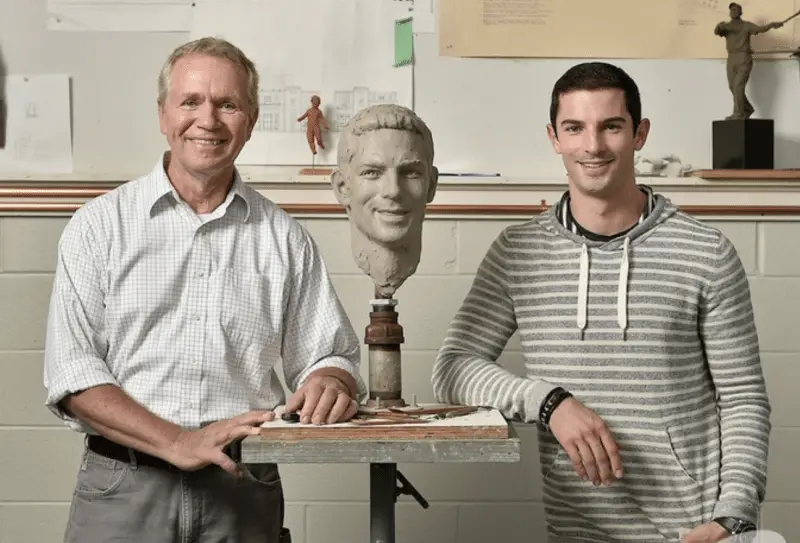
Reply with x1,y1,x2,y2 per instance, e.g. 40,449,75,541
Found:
782,9,800,24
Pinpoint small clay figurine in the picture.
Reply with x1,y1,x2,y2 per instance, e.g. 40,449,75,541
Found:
714,3,784,119
297,95,329,155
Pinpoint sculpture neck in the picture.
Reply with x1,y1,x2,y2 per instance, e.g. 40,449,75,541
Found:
350,224,421,298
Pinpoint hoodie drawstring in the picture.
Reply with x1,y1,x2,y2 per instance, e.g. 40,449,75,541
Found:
617,237,630,340
576,237,630,341
577,244,589,339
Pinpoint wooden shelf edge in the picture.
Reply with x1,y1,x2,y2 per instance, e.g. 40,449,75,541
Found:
689,169,800,180
2,203,800,216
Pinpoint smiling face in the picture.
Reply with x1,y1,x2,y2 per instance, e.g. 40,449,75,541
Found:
158,53,256,181
334,128,437,247
547,88,649,199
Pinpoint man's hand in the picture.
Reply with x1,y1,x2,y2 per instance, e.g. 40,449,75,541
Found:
166,410,274,476
771,21,784,29
680,521,730,543
548,397,623,487
285,373,358,425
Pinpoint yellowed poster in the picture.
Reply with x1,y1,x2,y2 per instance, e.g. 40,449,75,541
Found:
439,0,799,59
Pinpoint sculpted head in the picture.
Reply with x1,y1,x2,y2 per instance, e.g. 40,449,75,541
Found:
331,104,438,295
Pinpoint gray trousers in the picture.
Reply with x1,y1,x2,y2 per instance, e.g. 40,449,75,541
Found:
64,446,288,543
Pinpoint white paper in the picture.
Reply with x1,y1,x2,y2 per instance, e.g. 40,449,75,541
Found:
47,0,193,32
190,0,414,166
412,0,438,34
0,75,73,175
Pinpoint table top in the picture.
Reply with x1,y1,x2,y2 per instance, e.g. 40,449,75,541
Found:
241,424,521,464
240,406,522,464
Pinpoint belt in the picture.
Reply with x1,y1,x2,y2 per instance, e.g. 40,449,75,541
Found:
87,435,238,471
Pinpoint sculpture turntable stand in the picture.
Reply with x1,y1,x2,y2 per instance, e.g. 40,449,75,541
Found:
240,405,520,543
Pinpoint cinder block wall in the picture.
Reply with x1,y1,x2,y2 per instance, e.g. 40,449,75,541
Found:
0,215,797,542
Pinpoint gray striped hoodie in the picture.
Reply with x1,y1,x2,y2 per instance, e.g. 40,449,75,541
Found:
432,192,771,542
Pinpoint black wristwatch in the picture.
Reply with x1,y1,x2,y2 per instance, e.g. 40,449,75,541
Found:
714,517,756,535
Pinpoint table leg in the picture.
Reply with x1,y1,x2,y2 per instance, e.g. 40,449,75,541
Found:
369,463,429,543
370,463,397,543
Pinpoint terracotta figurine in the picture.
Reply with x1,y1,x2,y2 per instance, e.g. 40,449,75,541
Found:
297,95,329,155
714,2,783,119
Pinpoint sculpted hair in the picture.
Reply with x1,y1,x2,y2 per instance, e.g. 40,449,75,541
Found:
549,61,642,135
157,36,260,118
337,104,435,167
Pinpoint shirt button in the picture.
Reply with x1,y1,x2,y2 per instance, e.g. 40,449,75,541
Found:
194,314,202,322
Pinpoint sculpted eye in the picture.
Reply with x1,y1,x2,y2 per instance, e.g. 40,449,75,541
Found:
360,170,381,178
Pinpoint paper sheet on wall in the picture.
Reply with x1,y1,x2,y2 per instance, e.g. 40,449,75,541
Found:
0,75,73,175
190,0,414,166
47,0,193,32
439,0,799,59
412,0,438,34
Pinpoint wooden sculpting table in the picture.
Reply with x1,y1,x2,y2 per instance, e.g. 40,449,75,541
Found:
238,406,521,543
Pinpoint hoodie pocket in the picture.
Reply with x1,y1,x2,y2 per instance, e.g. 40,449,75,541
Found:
664,411,720,493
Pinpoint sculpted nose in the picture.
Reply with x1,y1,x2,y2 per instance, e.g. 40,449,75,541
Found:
380,169,401,199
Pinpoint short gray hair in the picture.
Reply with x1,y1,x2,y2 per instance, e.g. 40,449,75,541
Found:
157,36,259,117
337,104,434,167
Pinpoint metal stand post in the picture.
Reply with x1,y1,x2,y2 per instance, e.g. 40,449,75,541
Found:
369,463,428,543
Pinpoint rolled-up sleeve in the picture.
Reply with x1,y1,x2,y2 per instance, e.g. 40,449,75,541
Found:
281,228,366,399
43,211,117,427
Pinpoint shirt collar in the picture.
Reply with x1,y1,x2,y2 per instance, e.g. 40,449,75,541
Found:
145,151,253,221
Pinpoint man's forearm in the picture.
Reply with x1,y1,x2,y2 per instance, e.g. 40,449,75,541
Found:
63,384,183,460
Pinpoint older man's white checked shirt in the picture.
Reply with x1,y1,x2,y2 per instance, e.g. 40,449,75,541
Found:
44,154,364,433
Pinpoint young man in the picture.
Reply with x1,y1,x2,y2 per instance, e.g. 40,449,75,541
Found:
44,37,364,543
432,62,771,542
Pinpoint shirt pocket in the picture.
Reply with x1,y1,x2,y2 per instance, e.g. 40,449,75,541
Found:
219,269,282,345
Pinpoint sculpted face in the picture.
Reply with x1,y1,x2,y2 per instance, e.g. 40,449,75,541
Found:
332,105,438,296
334,128,437,247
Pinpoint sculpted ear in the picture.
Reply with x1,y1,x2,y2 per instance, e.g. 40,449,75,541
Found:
426,165,438,204
331,169,351,207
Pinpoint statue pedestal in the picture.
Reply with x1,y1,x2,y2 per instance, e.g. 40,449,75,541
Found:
712,119,774,169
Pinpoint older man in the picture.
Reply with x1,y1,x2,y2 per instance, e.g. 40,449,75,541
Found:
43,37,364,543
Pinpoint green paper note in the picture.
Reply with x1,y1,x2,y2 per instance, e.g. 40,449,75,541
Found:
394,17,413,67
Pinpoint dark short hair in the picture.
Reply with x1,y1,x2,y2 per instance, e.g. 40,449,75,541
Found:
729,3,741,9
549,62,642,135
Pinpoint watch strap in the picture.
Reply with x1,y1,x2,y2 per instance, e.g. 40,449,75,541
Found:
714,516,756,535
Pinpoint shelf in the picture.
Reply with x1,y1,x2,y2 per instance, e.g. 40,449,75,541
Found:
689,169,800,180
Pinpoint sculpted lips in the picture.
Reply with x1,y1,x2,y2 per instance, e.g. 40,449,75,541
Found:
376,208,410,223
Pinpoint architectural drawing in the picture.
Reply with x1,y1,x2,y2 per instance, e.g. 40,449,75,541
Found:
254,86,399,134
688,0,723,14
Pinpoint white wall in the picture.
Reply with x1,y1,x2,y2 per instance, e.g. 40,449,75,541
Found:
0,213,798,543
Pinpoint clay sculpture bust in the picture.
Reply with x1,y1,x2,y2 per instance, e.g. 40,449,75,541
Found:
331,104,438,297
